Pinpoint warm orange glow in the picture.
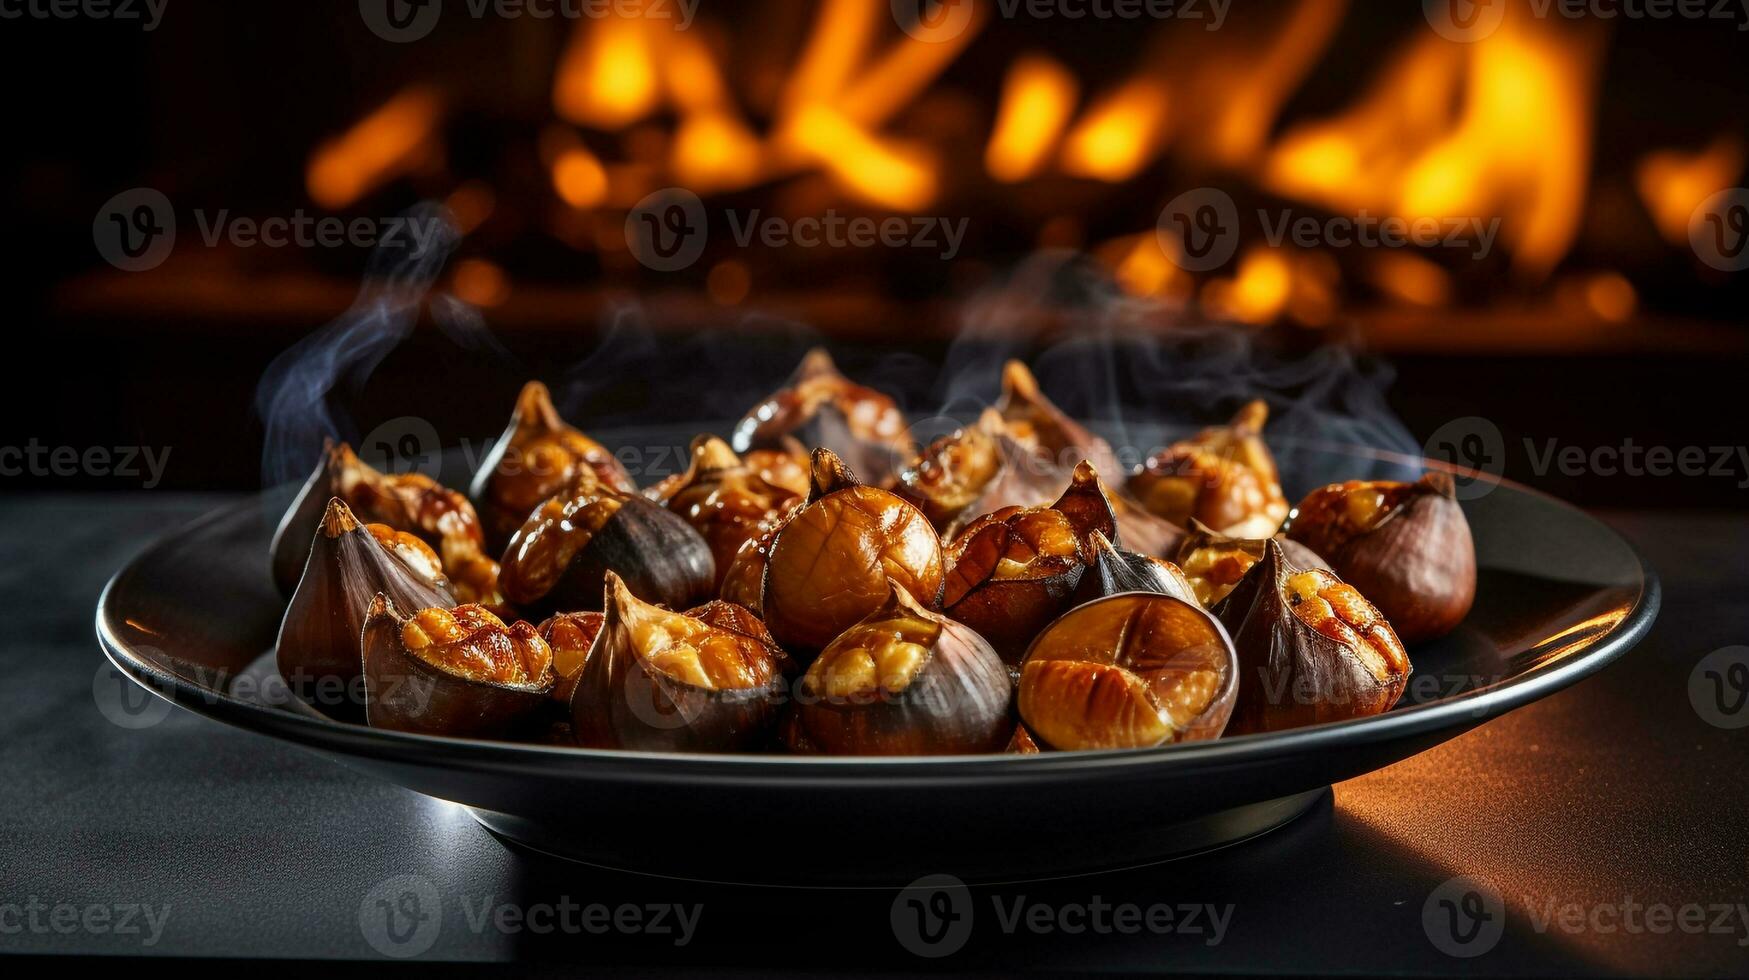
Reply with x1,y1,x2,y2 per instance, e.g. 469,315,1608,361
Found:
671,112,762,193
1060,80,1169,182
451,258,509,308
1263,6,1595,281
662,30,731,114
1103,234,1190,300
1366,253,1453,307
1583,271,1637,322
443,181,496,235
986,55,1078,183
1636,135,1745,245
553,16,660,129
706,259,752,304
1201,248,1294,324
786,104,935,211
552,147,609,209
778,0,879,121
307,87,441,210
836,4,987,129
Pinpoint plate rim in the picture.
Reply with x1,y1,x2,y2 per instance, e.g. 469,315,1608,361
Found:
95,452,1661,785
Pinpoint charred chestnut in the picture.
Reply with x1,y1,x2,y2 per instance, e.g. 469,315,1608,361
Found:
1128,401,1289,539
1175,520,1330,607
760,449,946,654
361,596,555,737
787,585,1012,755
270,440,496,602
470,381,637,550
1018,592,1237,750
277,498,455,710
893,417,1002,532
1212,540,1410,734
645,435,803,589
1285,473,1476,643
538,610,604,706
1070,530,1200,608
730,348,916,486
570,574,791,752
499,483,715,619
941,461,1117,665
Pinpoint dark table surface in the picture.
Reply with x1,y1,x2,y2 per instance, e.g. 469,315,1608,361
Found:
3,494,1746,975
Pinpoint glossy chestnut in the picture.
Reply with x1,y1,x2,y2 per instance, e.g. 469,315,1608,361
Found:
787,585,1012,755
570,574,792,752
276,498,455,711
1018,592,1238,751
1128,400,1289,539
498,483,715,619
645,435,803,589
1069,530,1200,608
760,449,946,654
270,440,499,604
1212,540,1410,734
995,360,1126,482
469,380,637,550
893,417,1002,532
730,347,916,486
1175,519,1330,607
941,461,1117,665
361,595,555,738
1285,472,1476,643
538,610,604,706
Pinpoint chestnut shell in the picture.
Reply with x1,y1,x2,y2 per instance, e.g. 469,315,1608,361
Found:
1069,530,1200,609
1285,472,1477,643
645,435,802,590
360,595,554,738
276,498,454,713
1128,400,1289,539
1211,540,1411,734
1174,519,1331,608
730,348,917,487
570,575,790,753
499,485,716,619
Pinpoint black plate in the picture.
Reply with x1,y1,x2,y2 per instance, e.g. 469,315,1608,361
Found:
95,438,1658,885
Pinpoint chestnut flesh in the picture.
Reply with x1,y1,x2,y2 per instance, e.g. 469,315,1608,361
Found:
787,584,1013,755
1018,592,1238,751
1212,540,1410,734
760,449,946,654
570,574,792,752
731,347,916,487
1175,519,1330,607
538,610,604,706
361,595,555,737
499,483,715,619
645,435,803,590
1128,400,1289,539
1284,472,1476,643
941,461,1118,665
469,381,637,550
276,498,455,712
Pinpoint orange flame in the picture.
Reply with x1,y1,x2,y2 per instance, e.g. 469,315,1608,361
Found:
986,55,1078,183
553,15,660,129
787,104,935,211
1636,135,1745,245
1060,79,1170,182
307,87,442,210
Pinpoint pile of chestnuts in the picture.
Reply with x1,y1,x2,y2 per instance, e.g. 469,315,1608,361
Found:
270,349,1477,755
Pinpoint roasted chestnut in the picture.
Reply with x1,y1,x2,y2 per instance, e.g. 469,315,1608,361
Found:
995,360,1126,482
571,574,792,752
538,610,604,705
361,595,555,737
787,584,1012,755
1285,472,1476,643
1212,540,1410,734
1128,401,1289,539
760,449,946,654
645,435,803,589
716,507,793,614
941,461,1117,665
893,416,1002,532
270,440,498,604
499,483,715,619
470,381,637,550
1017,592,1237,751
1006,725,1042,754
1175,520,1330,607
1069,530,1200,608
730,347,916,487
276,498,455,709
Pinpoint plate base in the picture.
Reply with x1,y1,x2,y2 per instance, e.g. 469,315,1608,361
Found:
466,786,1331,887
